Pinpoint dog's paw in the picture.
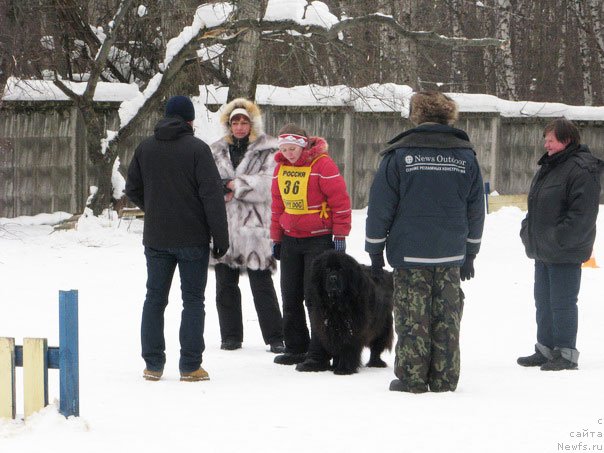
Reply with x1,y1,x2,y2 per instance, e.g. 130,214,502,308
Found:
333,367,357,375
366,358,388,368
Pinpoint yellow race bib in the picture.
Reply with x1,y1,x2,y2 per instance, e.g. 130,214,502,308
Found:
278,164,311,213
277,156,330,218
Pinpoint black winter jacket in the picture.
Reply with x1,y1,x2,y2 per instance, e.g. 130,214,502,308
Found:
125,117,229,250
520,143,603,264
365,123,485,268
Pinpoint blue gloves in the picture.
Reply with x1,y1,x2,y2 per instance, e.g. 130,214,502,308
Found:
460,254,475,281
333,237,346,252
272,242,281,260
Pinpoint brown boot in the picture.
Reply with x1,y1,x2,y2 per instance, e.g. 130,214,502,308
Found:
180,367,210,382
143,368,163,381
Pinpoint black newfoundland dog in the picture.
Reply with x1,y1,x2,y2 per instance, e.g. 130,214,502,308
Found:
307,250,394,375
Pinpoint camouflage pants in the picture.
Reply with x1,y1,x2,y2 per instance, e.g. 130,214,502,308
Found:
393,267,464,392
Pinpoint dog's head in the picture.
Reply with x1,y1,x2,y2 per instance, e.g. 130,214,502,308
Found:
323,268,346,300
311,251,363,307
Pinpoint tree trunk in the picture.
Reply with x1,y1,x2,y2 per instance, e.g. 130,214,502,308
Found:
387,0,418,88
449,0,468,92
495,0,517,100
226,0,268,102
556,4,566,97
572,0,594,105
79,103,116,215
588,0,604,104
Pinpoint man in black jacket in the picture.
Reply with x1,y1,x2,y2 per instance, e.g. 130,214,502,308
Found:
519,118,603,371
126,95,229,382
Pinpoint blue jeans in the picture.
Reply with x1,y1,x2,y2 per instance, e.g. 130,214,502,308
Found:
534,261,581,350
142,246,210,373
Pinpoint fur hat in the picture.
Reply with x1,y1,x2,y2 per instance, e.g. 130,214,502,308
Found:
165,95,195,121
409,91,458,125
220,98,264,143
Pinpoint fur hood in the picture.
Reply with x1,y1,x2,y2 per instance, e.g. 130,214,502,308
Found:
219,98,264,144
275,136,329,166
410,91,458,126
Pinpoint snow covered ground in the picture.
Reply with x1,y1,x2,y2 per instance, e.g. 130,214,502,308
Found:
0,207,603,453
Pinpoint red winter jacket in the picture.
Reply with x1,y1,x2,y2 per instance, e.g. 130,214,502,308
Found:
271,137,351,241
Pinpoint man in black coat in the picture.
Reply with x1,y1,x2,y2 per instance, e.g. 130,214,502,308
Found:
126,95,229,382
519,118,603,371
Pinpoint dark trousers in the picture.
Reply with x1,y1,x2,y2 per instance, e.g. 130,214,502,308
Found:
534,261,581,350
141,246,209,373
215,263,283,345
280,234,333,356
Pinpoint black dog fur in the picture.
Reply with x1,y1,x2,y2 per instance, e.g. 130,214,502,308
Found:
308,250,394,375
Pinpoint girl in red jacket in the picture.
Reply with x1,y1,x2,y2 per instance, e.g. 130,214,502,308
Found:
270,123,352,370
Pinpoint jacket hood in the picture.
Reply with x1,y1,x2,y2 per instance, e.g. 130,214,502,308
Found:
154,117,194,141
382,123,472,155
275,136,328,166
219,98,264,144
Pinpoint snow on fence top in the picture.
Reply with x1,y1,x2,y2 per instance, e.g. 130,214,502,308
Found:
3,78,604,121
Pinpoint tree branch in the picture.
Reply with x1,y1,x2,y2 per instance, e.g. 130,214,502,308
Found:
83,0,135,101
53,0,129,83
222,14,503,48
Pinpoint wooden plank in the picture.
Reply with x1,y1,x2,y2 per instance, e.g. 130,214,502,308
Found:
0,337,16,419
23,338,48,418
14,345,59,369
487,194,528,213
59,290,79,417
119,207,144,218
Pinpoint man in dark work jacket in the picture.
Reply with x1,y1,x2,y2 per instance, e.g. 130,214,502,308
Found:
519,118,603,371
126,95,229,382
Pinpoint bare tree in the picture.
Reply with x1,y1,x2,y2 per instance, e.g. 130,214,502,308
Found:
495,0,517,100
571,0,594,105
2,0,504,214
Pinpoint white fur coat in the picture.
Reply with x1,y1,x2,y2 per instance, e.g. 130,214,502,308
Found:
209,133,278,271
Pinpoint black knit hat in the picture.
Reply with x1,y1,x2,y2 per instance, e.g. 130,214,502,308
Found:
165,95,195,121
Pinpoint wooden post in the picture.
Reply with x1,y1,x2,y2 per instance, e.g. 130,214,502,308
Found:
342,111,355,207
59,289,79,417
0,337,16,419
23,338,48,417
489,115,500,192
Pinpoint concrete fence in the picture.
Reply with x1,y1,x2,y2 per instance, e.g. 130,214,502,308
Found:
1,101,603,218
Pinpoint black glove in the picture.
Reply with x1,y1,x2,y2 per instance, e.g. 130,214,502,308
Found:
369,253,385,277
272,242,281,261
212,244,227,259
460,254,475,281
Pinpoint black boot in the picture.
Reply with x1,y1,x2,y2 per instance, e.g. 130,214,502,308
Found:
295,358,331,372
220,340,242,351
540,349,578,371
389,379,428,394
517,348,549,367
269,341,285,354
274,352,306,365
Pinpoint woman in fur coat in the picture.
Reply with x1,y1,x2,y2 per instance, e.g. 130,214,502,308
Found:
210,98,284,353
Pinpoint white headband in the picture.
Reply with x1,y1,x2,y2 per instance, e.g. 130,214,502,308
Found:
278,134,308,148
229,108,250,121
